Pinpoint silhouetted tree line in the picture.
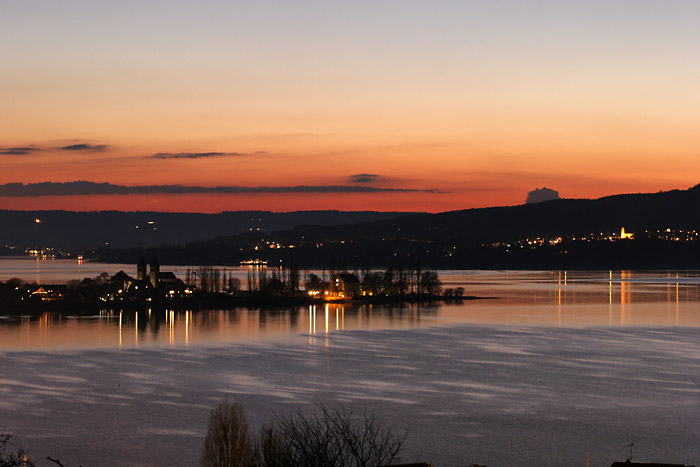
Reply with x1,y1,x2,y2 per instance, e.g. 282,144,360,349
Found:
359,269,443,296
305,264,450,297
186,266,242,294
244,264,301,295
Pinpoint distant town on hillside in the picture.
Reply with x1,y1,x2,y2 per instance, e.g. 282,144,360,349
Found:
3,184,700,270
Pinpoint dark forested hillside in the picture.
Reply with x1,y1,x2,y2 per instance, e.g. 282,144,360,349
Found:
0,210,416,250
97,185,700,269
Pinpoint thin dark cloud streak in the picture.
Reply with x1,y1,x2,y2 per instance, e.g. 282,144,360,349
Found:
1,143,108,154
59,143,108,151
0,147,41,155
0,181,442,197
152,152,247,159
350,173,381,183
1,144,256,160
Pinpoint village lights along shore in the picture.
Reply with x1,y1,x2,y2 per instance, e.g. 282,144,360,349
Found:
5,257,454,309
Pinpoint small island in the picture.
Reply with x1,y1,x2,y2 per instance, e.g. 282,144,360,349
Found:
0,256,477,314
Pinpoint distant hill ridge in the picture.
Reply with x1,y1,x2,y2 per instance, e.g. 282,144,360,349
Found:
4,184,700,261
0,210,418,250
234,184,700,245
95,184,700,269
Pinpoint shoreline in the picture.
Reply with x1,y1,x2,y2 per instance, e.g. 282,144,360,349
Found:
0,293,490,316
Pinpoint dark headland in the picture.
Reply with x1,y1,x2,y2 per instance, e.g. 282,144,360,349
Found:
87,184,700,270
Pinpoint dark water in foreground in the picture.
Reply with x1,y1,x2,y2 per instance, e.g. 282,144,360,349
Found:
1,267,700,466
2,326,700,467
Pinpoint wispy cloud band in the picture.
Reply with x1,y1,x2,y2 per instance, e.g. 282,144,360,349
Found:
0,181,441,197
350,173,381,183
152,152,247,159
60,143,107,151
0,147,41,155
1,143,258,160
1,142,108,154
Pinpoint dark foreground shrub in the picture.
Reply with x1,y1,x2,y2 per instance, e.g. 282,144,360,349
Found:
201,401,406,467
201,399,255,467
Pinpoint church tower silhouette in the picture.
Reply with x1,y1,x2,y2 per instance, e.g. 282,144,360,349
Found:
137,256,147,281
150,256,160,287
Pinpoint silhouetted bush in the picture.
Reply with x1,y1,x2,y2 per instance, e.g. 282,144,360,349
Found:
201,399,256,467
201,401,407,467
0,433,35,467
262,406,406,467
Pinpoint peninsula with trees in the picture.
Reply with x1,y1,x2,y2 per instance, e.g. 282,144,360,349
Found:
0,255,465,314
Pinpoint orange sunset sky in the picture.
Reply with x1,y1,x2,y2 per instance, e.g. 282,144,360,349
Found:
2,1,699,213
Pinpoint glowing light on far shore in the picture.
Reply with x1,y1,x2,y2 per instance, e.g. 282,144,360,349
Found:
34,218,41,223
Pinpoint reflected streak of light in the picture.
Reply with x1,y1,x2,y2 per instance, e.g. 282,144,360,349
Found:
169,310,175,345
620,270,629,325
186,311,190,346
609,272,613,325
336,309,339,331
324,304,330,348
119,311,122,347
676,282,680,326
135,311,138,346
309,304,319,337
557,271,562,325
309,305,317,344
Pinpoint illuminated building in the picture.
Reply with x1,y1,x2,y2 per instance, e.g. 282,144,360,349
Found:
330,273,360,299
88,257,187,300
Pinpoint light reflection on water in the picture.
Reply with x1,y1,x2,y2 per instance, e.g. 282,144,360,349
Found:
2,269,700,350
0,304,436,350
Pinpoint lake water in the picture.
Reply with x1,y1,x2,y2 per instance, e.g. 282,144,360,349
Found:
1,259,700,466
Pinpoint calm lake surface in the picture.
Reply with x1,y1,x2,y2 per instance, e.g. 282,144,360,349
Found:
1,258,699,466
